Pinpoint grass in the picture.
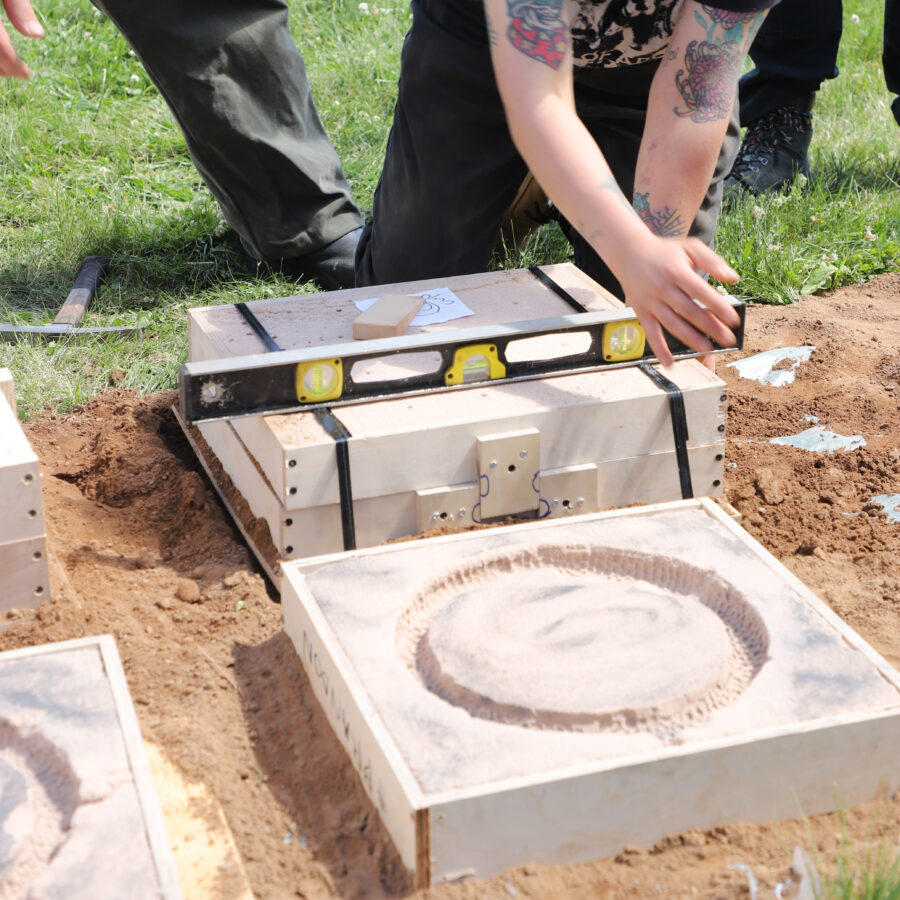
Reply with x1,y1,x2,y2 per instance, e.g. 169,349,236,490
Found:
0,0,897,418
818,808,900,900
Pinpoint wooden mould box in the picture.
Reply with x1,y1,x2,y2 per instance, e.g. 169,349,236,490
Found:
187,266,727,571
0,636,181,898
280,499,900,887
0,368,49,612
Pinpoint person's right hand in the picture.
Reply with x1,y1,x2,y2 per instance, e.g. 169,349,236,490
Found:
615,234,742,368
1,0,44,78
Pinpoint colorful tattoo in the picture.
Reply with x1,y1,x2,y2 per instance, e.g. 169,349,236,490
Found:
675,9,763,123
633,192,686,237
506,0,569,70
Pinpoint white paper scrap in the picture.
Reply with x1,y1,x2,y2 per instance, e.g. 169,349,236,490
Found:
727,346,815,387
354,287,473,326
770,425,865,453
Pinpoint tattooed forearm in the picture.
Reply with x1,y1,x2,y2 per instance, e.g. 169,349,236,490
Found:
633,192,686,237
505,0,569,70
674,9,764,123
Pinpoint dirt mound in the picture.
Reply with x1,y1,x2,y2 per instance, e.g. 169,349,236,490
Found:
1,271,899,899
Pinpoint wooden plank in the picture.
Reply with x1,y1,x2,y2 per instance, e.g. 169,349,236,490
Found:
97,636,184,900
0,367,15,416
0,535,50,613
426,711,900,884
222,362,724,510
0,384,44,544
189,264,616,362
353,294,425,340
280,567,424,876
172,408,279,585
199,412,722,566
145,742,253,900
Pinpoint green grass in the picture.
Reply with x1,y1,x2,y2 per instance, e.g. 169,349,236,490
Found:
1,0,897,418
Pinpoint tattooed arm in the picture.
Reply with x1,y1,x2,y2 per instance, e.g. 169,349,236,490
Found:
483,0,754,364
635,4,766,236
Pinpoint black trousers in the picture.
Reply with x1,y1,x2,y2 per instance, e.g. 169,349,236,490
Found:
740,0,900,127
357,0,740,297
90,0,363,263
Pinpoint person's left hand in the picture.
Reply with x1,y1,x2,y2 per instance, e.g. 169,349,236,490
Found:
1,0,44,79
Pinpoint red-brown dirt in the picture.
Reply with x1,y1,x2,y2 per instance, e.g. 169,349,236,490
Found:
2,271,899,899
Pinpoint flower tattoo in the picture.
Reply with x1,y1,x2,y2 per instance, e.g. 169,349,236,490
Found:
674,39,742,122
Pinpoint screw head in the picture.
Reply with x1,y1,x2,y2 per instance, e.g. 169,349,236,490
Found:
489,460,498,468
519,450,528,459
577,498,585,506
458,508,466,517
552,498,559,506
432,512,442,521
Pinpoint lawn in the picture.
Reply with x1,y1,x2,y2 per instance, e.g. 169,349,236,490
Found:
0,0,896,418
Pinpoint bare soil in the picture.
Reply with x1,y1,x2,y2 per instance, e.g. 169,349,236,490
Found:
2,271,899,899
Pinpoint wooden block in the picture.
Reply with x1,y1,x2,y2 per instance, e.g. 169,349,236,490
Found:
189,410,723,568
0,386,44,545
540,463,598,517
416,484,480,534
210,362,724,511
0,367,15,417
187,263,726,509
353,294,425,340
0,535,50,613
281,500,900,885
477,429,540,519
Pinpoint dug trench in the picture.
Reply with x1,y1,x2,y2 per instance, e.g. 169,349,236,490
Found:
2,271,899,899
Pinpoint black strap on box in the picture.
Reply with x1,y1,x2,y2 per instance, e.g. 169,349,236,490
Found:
235,302,357,550
529,266,588,312
637,362,693,500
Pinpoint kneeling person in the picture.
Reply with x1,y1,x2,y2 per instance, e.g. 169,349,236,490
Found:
358,0,777,364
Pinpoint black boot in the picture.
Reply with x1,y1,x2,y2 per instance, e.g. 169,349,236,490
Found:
725,94,815,196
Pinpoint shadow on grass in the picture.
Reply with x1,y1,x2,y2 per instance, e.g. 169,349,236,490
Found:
0,227,254,320
811,151,900,195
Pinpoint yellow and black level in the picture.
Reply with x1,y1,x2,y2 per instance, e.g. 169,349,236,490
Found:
179,300,745,423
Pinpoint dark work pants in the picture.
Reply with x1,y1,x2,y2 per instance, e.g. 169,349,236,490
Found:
740,0,900,127
357,0,740,298
886,0,900,125
91,0,363,263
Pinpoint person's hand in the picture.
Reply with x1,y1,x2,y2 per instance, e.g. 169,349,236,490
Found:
1,0,44,79
616,234,741,367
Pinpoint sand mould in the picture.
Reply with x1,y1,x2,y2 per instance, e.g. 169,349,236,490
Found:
396,544,769,736
0,722,79,900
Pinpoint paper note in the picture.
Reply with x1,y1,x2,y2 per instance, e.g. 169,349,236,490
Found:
355,287,473,326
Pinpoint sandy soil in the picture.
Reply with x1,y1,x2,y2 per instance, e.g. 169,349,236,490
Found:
2,271,899,899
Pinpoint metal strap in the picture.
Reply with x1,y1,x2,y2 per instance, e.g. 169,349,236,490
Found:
638,362,693,500
233,302,358,550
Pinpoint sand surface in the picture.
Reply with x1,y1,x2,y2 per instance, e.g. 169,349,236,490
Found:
1,271,899,898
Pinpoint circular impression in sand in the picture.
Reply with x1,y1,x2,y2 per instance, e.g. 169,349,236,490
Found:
0,722,79,897
396,545,769,734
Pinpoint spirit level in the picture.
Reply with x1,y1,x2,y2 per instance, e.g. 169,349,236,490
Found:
179,300,745,423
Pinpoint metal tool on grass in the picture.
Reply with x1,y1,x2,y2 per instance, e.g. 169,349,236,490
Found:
0,256,141,340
